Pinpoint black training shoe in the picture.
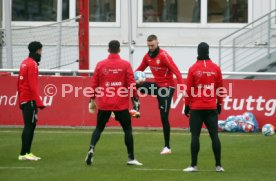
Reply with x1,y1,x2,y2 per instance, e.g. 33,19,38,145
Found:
85,149,94,165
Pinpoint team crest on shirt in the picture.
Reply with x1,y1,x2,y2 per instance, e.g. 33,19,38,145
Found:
156,59,160,64
196,71,202,77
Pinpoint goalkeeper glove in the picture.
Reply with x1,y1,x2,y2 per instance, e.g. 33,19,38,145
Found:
132,97,140,111
129,109,141,118
184,106,190,117
88,99,97,114
217,103,222,114
130,97,141,118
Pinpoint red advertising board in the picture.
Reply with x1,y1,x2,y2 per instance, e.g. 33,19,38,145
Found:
0,75,275,128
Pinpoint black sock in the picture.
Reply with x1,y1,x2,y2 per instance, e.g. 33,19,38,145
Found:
191,135,200,167
20,101,37,156
90,127,103,148
161,112,170,148
21,125,34,155
125,129,134,160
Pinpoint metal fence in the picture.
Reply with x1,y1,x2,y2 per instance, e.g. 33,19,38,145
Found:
1,69,276,79
219,10,276,72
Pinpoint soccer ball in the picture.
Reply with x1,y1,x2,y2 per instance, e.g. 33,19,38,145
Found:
226,116,236,123
242,112,255,122
225,121,238,132
242,112,259,132
218,120,226,131
237,121,245,132
235,115,244,123
242,123,254,132
262,124,275,136
134,71,146,84
234,115,245,132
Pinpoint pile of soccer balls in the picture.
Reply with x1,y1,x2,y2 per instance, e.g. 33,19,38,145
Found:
218,112,259,133
219,112,275,136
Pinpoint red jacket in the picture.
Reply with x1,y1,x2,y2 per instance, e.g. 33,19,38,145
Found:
91,54,137,111
185,60,223,110
136,48,183,87
18,57,44,108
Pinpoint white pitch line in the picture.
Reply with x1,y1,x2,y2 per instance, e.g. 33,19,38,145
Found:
0,130,268,137
135,168,180,172
0,167,35,170
135,168,218,172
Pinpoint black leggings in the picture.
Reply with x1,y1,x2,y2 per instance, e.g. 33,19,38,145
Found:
189,110,221,167
90,110,134,160
20,101,38,155
137,82,175,148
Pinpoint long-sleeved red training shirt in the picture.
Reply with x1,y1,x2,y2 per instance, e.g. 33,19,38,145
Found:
185,59,223,110
136,48,183,88
91,54,137,111
18,57,44,108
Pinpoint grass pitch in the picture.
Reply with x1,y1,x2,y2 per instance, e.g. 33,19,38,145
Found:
0,128,275,181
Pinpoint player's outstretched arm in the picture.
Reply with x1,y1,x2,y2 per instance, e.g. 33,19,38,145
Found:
135,55,148,72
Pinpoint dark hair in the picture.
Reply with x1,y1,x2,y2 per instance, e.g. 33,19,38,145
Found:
147,34,158,42
28,41,43,53
108,40,120,53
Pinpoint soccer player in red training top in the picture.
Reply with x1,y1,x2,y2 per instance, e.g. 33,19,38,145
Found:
136,35,184,155
183,42,224,172
85,40,142,166
18,41,45,161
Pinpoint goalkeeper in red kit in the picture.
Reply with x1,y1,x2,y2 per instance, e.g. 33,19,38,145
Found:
136,35,184,155
85,40,142,166
18,41,45,161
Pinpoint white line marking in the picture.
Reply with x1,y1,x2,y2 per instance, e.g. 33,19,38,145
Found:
135,168,180,172
0,167,35,170
135,168,218,172
0,130,267,137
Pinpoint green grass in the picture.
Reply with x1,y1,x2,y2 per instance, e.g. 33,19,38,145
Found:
0,128,275,181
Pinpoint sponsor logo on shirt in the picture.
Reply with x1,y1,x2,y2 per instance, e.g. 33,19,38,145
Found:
108,68,123,74
105,81,122,87
197,84,214,90
111,82,122,86
150,66,162,71
102,68,124,75
203,71,216,76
